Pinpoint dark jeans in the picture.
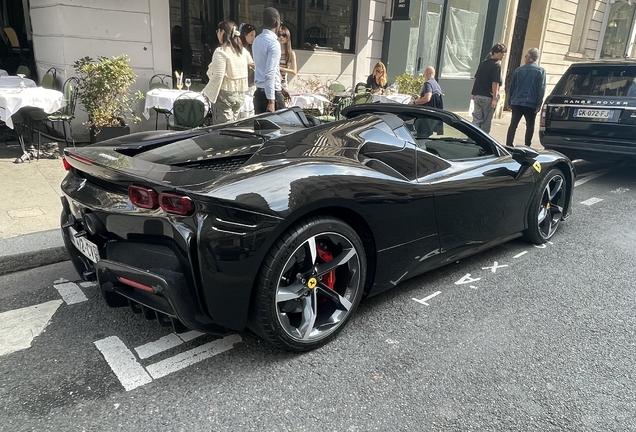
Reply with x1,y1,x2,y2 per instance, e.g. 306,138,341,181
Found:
506,105,538,147
254,88,286,114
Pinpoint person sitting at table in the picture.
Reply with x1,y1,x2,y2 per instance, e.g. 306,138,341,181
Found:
278,25,297,89
366,62,388,93
202,20,253,124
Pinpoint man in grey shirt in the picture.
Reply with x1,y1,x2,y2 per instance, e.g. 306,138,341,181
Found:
252,7,286,113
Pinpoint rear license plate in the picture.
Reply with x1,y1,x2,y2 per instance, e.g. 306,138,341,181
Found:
69,227,100,263
574,108,612,119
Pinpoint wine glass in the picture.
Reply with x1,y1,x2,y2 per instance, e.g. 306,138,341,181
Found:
185,78,191,91
17,73,26,90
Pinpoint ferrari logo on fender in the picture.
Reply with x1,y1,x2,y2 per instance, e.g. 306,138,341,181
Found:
533,162,542,173
307,278,317,289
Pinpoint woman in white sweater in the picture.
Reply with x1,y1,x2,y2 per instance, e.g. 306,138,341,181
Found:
202,20,253,124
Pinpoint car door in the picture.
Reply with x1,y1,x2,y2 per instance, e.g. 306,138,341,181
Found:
412,117,537,258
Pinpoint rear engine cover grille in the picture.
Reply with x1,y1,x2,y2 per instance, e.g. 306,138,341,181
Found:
184,155,251,173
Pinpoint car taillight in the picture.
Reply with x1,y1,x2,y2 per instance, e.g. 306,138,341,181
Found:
62,156,71,171
67,152,94,166
159,192,194,216
128,185,159,209
117,276,156,293
540,105,547,128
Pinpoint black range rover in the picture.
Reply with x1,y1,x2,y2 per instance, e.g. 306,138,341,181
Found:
540,60,636,161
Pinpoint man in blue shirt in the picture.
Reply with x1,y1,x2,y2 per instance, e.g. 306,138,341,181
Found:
505,48,546,147
252,7,285,113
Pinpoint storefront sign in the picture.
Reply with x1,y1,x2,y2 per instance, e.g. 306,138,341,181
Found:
392,0,411,20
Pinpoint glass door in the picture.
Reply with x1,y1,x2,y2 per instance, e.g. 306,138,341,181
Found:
406,0,445,76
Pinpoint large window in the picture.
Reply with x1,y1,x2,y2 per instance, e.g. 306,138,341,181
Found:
439,0,488,78
236,0,357,52
600,0,636,58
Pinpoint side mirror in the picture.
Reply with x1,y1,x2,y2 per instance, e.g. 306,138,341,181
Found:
511,146,540,180
511,146,539,166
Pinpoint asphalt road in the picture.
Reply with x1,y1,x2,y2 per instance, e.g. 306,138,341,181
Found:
1,161,635,431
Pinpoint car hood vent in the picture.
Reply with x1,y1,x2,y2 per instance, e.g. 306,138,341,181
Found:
180,155,252,173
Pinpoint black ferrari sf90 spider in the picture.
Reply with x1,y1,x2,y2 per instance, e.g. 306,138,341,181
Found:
60,105,574,352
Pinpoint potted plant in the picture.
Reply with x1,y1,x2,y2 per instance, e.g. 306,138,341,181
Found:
73,55,144,143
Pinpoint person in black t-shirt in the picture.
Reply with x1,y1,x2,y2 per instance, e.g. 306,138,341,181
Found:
471,43,506,134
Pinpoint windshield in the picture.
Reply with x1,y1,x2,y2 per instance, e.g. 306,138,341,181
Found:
554,65,636,97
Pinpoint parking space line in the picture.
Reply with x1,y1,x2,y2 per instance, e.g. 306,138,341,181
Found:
146,334,242,379
135,334,184,359
574,169,611,187
53,282,87,305
580,197,603,206
0,300,63,357
94,336,153,392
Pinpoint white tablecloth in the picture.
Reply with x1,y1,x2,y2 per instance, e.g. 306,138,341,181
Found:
289,93,330,113
143,88,208,119
0,76,37,88
372,94,412,104
0,87,66,129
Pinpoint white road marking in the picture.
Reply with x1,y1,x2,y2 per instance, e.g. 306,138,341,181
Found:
0,300,63,356
146,334,242,379
574,169,611,187
469,285,478,289
412,291,441,306
79,281,98,288
54,282,88,305
580,197,603,206
179,330,204,342
135,334,184,359
455,273,481,285
533,244,547,249
513,251,528,259
54,278,68,284
94,336,153,392
481,261,508,273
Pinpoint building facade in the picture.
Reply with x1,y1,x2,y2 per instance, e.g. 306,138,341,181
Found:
503,0,636,99
4,0,508,136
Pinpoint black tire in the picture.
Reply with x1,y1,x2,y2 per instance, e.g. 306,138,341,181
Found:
523,167,567,244
249,216,367,352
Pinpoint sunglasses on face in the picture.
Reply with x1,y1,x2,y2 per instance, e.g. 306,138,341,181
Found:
278,33,288,38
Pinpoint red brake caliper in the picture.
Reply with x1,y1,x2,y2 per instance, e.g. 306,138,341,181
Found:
317,243,336,290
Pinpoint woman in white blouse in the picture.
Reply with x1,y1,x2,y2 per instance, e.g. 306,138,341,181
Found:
202,20,253,124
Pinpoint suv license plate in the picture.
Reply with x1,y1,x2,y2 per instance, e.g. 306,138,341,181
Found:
69,227,100,263
574,108,612,119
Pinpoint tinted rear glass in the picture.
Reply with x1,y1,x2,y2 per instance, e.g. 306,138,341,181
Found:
554,65,636,97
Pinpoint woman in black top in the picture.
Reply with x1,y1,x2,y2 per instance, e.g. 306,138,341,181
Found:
366,62,388,92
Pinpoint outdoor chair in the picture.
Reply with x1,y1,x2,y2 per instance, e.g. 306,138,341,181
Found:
16,64,30,79
149,74,172,130
327,80,346,93
353,92,373,105
190,83,206,92
169,94,206,130
317,96,353,123
354,82,367,93
40,67,57,89
29,77,80,154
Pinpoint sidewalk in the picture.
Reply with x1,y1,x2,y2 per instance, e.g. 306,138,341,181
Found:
0,111,541,275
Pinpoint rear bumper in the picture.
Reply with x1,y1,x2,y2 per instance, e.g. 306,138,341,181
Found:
540,132,636,157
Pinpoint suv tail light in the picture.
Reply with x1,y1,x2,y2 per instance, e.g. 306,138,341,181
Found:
129,185,159,209
62,156,71,171
540,105,547,128
159,192,194,216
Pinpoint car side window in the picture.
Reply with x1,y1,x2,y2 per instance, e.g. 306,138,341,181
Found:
404,117,493,160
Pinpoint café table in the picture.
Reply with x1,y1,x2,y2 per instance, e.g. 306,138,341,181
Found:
0,87,66,129
0,76,37,88
289,93,330,114
143,88,208,120
372,93,412,104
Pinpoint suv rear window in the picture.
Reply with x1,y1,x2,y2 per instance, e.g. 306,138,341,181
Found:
554,65,636,97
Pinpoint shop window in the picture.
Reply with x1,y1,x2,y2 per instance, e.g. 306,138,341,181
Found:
237,0,357,52
600,0,636,59
439,0,488,78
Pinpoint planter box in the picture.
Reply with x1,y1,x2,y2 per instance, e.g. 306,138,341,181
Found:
90,124,130,143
